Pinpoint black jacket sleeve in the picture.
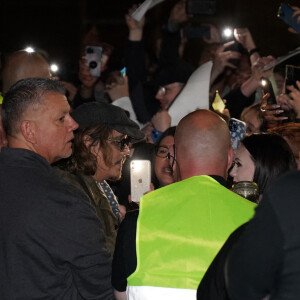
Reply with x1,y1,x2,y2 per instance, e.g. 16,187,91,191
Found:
226,197,283,300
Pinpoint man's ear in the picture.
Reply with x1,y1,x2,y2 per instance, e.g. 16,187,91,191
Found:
20,120,37,144
227,146,234,172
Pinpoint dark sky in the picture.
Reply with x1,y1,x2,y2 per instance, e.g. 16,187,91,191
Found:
2,0,300,79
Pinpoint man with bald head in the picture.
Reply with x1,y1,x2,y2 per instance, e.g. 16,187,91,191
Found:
2,50,51,94
175,109,233,180
0,50,51,150
126,109,256,300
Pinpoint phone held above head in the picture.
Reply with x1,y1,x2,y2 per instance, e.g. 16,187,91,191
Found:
278,3,300,34
85,46,103,77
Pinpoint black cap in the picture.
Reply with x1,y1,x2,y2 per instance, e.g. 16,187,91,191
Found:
71,102,145,143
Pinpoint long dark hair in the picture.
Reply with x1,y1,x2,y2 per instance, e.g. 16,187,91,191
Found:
242,133,297,194
62,124,113,175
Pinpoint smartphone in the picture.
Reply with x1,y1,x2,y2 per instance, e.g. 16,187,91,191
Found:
228,118,246,150
85,46,102,77
120,67,126,77
224,41,242,67
130,160,151,203
186,0,216,15
183,26,210,39
278,3,300,33
261,78,277,105
285,64,300,93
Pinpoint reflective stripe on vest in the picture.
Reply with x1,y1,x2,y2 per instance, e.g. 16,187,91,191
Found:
127,175,256,292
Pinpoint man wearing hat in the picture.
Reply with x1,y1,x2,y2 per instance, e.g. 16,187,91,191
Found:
56,101,145,256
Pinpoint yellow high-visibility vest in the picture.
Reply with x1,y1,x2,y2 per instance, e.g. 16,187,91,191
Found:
128,175,256,293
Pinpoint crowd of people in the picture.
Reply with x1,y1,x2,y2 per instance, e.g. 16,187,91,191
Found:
1,0,300,299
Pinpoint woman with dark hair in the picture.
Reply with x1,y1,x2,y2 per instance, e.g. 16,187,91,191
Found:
197,133,297,299
230,132,297,196
154,126,177,187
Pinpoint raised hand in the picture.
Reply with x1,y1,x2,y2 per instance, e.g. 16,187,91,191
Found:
288,6,300,33
125,4,145,41
234,28,256,52
210,41,241,83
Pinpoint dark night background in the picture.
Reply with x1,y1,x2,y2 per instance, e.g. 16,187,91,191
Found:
1,0,300,81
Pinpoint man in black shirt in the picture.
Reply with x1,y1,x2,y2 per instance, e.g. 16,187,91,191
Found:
0,78,114,299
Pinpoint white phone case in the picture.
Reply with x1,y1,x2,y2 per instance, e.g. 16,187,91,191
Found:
130,160,151,202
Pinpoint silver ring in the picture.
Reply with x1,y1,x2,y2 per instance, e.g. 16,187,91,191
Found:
260,106,266,112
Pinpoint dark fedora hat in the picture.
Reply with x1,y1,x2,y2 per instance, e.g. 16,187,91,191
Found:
71,102,145,143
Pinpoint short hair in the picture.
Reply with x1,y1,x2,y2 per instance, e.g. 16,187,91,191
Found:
241,133,297,194
2,77,66,136
64,124,114,175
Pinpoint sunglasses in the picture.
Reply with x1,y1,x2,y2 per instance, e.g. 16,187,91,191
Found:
106,136,130,151
155,145,176,168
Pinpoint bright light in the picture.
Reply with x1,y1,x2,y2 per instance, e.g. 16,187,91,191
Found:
131,160,143,172
50,64,59,73
223,27,233,38
25,47,35,53
261,79,267,87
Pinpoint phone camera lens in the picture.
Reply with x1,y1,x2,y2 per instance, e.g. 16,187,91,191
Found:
89,61,98,69
86,47,94,54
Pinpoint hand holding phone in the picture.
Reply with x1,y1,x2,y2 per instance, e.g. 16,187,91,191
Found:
278,3,300,33
285,64,300,93
130,160,151,203
223,40,242,67
261,78,277,105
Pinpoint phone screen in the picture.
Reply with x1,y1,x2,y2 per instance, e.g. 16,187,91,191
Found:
285,65,300,93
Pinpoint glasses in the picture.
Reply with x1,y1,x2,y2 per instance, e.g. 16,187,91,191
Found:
106,136,130,151
155,145,176,167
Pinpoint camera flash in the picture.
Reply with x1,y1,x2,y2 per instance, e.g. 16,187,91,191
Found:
131,160,143,172
50,64,59,73
261,79,267,87
25,47,35,53
223,27,233,38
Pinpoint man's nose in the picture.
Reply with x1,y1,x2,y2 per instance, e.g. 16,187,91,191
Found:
69,116,79,131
